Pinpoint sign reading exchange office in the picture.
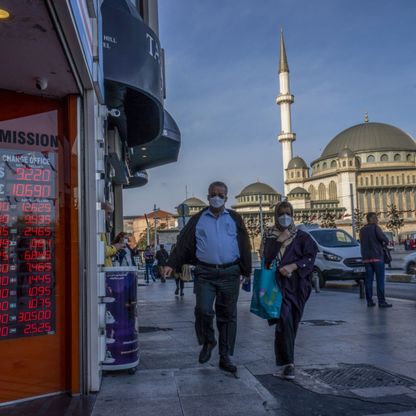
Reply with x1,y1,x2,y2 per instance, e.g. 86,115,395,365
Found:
101,0,163,104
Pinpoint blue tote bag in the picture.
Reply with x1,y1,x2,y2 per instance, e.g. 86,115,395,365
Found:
250,260,282,319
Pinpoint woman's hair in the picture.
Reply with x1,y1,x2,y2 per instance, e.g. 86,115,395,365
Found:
113,232,127,244
274,201,294,218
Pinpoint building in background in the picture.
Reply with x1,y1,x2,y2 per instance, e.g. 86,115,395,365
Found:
0,0,180,406
277,31,416,233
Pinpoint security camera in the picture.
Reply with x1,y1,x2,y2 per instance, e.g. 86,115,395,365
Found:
35,77,48,91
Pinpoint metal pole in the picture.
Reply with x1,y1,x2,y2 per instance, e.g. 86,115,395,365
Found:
259,193,264,238
145,214,150,245
350,183,356,240
153,204,158,249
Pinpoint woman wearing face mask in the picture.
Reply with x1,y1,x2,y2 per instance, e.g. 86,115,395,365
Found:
260,201,318,380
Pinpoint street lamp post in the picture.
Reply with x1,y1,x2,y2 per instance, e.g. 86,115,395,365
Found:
153,204,158,250
259,193,264,238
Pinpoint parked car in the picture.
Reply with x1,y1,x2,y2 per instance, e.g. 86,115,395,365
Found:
299,225,366,288
403,252,416,274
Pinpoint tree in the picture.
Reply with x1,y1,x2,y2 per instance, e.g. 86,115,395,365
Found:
300,211,313,225
245,217,261,250
320,211,337,228
352,208,364,235
386,204,404,237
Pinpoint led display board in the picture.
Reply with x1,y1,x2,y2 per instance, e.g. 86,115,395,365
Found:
0,149,56,339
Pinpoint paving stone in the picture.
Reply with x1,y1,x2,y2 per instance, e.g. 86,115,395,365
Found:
351,385,415,398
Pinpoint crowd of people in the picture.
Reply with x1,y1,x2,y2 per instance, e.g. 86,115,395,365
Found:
104,180,393,379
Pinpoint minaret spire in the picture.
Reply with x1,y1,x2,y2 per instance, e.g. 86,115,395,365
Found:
276,30,296,196
279,30,289,74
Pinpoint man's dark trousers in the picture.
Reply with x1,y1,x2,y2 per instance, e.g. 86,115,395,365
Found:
364,261,386,302
194,264,240,357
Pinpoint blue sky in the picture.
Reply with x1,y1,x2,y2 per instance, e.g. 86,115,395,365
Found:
123,0,416,216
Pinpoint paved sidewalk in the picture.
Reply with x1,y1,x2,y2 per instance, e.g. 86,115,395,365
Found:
92,280,416,416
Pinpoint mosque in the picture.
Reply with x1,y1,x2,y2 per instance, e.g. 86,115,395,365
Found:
231,31,416,240
176,32,416,247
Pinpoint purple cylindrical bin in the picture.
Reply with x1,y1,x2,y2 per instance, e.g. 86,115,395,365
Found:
102,267,139,371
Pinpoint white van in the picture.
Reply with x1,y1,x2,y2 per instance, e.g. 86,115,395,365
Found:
299,225,366,287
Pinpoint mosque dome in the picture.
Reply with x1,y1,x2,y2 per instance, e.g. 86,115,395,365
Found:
236,182,279,198
182,197,207,207
338,147,354,158
288,187,309,195
321,122,416,158
287,156,307,169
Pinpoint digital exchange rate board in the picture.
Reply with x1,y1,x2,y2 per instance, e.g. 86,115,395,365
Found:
0,149,57,339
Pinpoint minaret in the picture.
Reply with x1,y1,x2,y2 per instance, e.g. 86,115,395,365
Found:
276,30,295,196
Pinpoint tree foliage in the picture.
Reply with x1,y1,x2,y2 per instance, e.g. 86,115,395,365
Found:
386,204,404,236
352,208,364,234
320,211,337,228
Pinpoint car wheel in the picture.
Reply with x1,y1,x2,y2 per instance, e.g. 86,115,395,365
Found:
406,261,416,275
313,268,325,288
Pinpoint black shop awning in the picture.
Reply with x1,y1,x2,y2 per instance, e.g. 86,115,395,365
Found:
102,0,163,147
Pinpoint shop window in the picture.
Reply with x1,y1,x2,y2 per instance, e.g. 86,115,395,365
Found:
367,155,375,163
394,154,401,161
380,154,388,162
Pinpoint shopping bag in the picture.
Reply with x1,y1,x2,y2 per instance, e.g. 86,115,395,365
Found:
250,260,282,319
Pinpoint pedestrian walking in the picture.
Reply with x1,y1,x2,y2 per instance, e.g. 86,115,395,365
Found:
155,244,169,283
261,201,318,380
144,245,156,283
359,212,392,308
165,181,251,373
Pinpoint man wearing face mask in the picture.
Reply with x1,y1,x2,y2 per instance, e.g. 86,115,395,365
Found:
261,201,318,380
165,181,251,373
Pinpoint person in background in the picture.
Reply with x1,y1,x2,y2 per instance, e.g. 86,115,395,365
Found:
156,244,169,283
144,245,156,283
261,201,318,380
359,212,392,308
165,181,251,374
101,202,124,267
113,232,139,267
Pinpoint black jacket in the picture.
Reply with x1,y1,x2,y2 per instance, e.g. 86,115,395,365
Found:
167,208,252,277
359,223,389,260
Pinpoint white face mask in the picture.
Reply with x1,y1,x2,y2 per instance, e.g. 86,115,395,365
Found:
209,196,225,209
277,213,292,228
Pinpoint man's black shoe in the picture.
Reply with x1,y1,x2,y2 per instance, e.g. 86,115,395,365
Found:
198,341,217,364
174,288,179,295
219,355,237,373
379,302,392,308
367,300,376,307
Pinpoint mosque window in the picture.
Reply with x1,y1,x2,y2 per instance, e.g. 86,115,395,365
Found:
308,185,316,200
386,175,389,185
376,177,379,186
329,181,337,200
360,177,363,186
391,176,394,185
316,164,320,170
349,160,353,166
331,160,337,168
365,177,369,186
381,177,384,185
397,176,400,184
297,171,300,178
323,162,327,169
370,175,374,186
367,155,375,163
291,172,294,178
342,161,346,167
394,154,401,161
318,183,326,200
380,154,388,162
413,175,416,183
407,154,412,162
407,176,410,184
